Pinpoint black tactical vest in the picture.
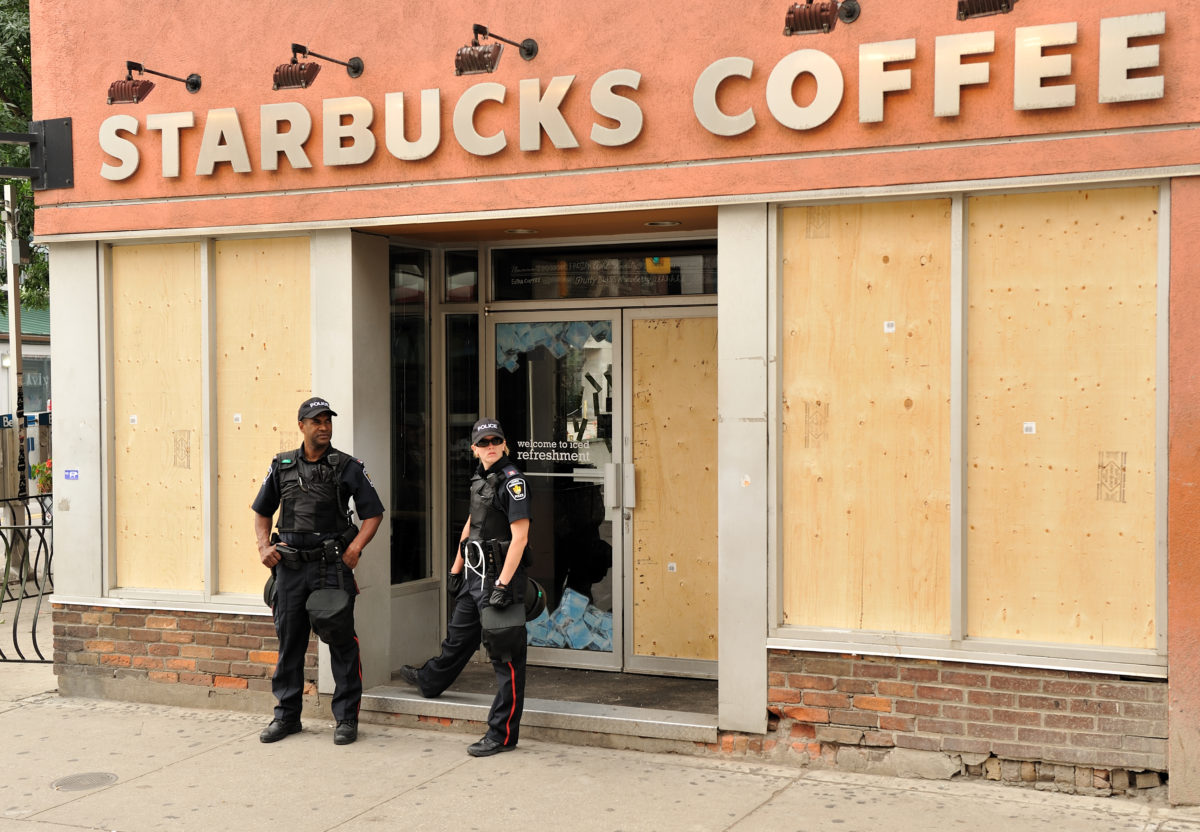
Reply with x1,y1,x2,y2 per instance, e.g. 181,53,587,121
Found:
468,462,519,543
275,448,352,535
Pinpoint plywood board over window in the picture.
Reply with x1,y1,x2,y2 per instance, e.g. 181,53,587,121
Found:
112,243,204,591
966,188,1158,649
216,237,312,596
630,315,718,660
780,200,952,635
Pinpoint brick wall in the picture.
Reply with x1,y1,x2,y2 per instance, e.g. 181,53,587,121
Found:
755,650,1167,789
52,603,313,696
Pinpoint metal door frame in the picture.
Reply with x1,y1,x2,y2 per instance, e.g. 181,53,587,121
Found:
485,308,626,672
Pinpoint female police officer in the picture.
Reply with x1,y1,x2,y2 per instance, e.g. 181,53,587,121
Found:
399,417,530,757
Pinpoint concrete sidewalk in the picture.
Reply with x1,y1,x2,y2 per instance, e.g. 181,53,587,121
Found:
4,663,1200,832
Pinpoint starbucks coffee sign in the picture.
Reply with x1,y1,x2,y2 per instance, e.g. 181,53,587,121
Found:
98,12,1165,181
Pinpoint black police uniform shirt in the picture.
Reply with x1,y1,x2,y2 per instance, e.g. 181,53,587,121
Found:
251,446,384,550
468,454,531,543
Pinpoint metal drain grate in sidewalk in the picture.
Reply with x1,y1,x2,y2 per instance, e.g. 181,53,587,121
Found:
50,772,118,791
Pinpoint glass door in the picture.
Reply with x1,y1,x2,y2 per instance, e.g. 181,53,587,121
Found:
487,311,623,671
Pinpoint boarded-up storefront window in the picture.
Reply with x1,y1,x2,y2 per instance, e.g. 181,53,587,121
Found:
112,244,204,591
111,238,312,595
966,188,1158,649
780,200,953,635
215,238,311,596
779,188,1159,651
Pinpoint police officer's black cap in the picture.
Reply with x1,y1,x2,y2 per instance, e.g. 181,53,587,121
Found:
471,418,505,445
298,397,338,421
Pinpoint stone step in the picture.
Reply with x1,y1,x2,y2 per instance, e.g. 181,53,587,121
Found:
363,684,719,744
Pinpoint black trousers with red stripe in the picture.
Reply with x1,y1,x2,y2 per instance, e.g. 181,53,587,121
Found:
414,577,526,747
270,558,362,724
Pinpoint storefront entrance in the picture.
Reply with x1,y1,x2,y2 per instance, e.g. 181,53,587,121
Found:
386,237,719,682
487,307,717,677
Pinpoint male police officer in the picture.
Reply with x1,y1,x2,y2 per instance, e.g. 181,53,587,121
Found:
252,397,383,746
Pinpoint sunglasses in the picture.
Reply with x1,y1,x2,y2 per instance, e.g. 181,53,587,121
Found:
475,436,504,448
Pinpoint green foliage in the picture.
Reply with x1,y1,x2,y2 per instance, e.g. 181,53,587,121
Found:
0,0,47,314
30,456,50,493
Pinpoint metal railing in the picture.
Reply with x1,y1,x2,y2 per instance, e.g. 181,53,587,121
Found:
0,494,53,662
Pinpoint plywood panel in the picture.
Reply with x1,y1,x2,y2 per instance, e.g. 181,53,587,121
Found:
215,237,311,595
631,315,718,660
781,200,952,634
112,244,203,591
966,188,1158,648
0,427,18,498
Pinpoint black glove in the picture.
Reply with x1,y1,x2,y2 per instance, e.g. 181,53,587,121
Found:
447,570,464,596
488,582,514,609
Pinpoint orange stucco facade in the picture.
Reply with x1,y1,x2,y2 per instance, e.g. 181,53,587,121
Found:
1170,178,1200,800
31,0,1200,802
30,0,1200,237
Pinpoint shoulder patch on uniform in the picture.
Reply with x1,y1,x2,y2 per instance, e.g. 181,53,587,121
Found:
358,459,374,487
503,465,519,477
506,477,527,501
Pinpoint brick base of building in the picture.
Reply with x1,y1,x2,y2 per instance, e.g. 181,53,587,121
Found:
700,729,1164,797
53,608,1170,795
52,603,317,713
693,649,1167,797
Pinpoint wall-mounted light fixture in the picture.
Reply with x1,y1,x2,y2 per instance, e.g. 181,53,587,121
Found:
455,24,538,76
273,44,364,90
107,61,201,105
1,354,10,369
957,0,1015,19
783,0,860,35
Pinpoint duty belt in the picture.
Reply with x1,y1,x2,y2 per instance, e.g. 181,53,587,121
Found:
274,526,358,568
461,538,508,575
276,543,327,565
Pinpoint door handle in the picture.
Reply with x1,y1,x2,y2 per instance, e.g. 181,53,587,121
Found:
623,462,636,509
604,463,620,510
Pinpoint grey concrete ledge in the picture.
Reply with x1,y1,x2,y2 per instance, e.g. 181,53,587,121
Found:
363,684,719,743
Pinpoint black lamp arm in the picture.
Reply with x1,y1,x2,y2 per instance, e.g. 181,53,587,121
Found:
472,24,519,49
291,44,349,70
470,24,537,60
289,44,363,77
125,61,201,93
126,61,181,85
